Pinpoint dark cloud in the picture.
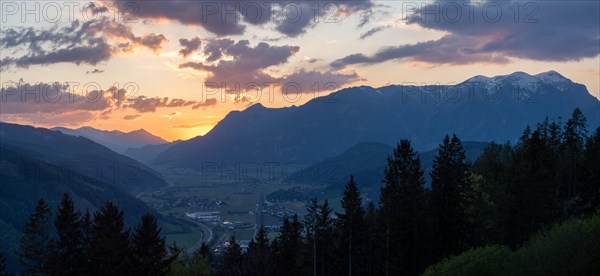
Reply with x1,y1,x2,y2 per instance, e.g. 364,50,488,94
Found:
192,98,218,109
333,0,599,67
284,69,364,89
0,17,167,69
359,25,388,40
180,39,362,93
357,9,373,28
332,35,509,68
112,0,373,37
179,37,202,58
180,40,300,84
203,38,235,62
123,97,198,113
86,68,105,74
0,81,112,114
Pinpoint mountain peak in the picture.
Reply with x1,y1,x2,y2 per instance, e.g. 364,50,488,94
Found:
129,128,151,135
535,70,570,84
461,71,573,92
248,102,266,110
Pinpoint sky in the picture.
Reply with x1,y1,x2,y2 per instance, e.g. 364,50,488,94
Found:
1,0,599,141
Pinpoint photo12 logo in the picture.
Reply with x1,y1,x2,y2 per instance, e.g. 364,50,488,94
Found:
199,81,342,105
1,1,138,23
401,1,539,24
1,81,139,104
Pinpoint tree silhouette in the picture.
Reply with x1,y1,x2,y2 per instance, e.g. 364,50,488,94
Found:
430,135,474,257
337,175,366,276
18,198,53,275
131,213,171,276
89,201,132,275
53,193,84,275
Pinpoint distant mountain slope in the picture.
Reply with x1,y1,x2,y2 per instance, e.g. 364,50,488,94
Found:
52,126,167,153
155,71,600,169
0,145,158,271
285,141,393,186
123,141,180,165
1,123,168,194
286,141,489,198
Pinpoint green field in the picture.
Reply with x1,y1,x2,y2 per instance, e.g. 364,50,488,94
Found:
138,170,330,249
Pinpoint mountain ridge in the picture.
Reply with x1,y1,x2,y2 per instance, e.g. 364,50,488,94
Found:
153,71,599,170
1,122,168,194
52,126,167,153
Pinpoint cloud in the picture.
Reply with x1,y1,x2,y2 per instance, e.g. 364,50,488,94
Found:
333,0,599,67
192,98,218,109
0,17,167,69
86,69,105,74
0,81,112,114
180,39,362,93
203,38,235,62
123,96,198,113
123,114,143,120
167,112,182,120
332,35,510,68
179,40,300,84
359,26,389,40
179,37,202,58
170,123,212,129
112,0,373,37
303,57,321,64
0,80,204,126
1,111,98,127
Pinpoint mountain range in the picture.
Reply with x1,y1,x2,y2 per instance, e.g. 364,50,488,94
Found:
152,71,600,169
51,126,167,153
1,123,168,194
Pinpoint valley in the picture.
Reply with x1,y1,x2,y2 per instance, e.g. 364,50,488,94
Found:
136,169,325,251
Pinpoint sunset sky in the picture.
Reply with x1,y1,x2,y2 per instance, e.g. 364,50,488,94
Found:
1,0,599,141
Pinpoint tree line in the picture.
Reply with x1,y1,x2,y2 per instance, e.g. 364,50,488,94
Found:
1,193,175,276
2,107,598,275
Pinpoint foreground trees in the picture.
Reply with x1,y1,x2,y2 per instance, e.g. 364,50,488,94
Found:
16,194,174,276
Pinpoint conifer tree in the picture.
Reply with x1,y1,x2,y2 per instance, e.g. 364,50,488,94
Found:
507,129,560,246
18,198,53,275
198,242,211,263
580,127,600,212
219,235,244,275
472,143,513,244
337,175,366,276
430,135,474,258
246,226,270,275
131,213,171,276
317,200,335,276
89,201,132,275
273,215,303,275
53,193,84,275
304,198,320,276
561,108,588,199
79,209,93,271
380,140,428,275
